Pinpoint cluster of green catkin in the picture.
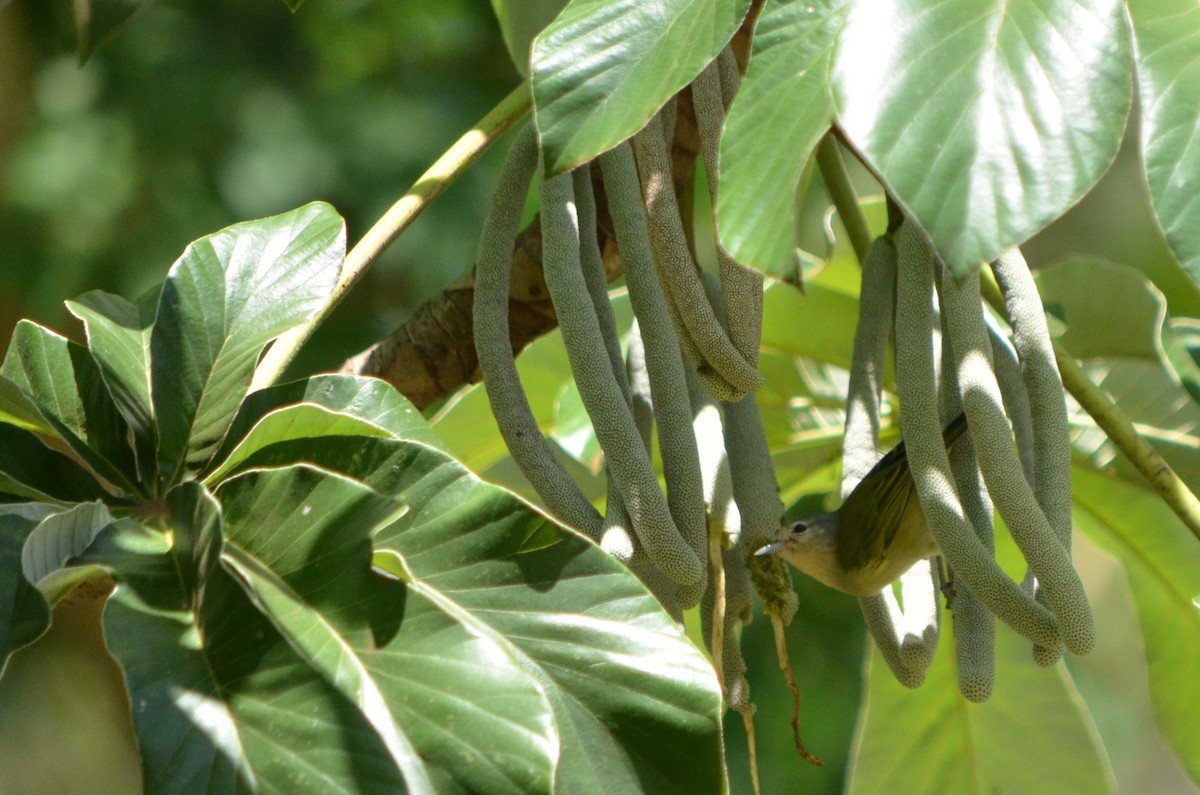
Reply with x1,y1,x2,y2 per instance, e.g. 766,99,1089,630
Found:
845,221,1094,700
472,52,788,719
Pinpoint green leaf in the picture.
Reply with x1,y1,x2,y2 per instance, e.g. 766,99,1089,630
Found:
151,202,344,483
223,373,445,458
216,465,557,795
72,0,154,60
2,320,136,494
66,290,156,447
850,621,1115,793
491,0,569,76
717,0,843,276
0,424,107,504
0,512,50,676
1072,467,1200,783
1037,259,1200,488
21,501,113,589
227,436,726,793
86,487,411,793
1128,0,1200,287
203,404,398,485
531,0,752,175
833,0,1133,273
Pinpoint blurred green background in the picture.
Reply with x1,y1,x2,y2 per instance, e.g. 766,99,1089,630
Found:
0,2,1197,794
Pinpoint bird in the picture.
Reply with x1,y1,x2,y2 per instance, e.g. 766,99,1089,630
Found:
757,414,969,597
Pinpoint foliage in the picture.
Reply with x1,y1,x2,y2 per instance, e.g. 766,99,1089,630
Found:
0,204,723,792
2,0,1200,793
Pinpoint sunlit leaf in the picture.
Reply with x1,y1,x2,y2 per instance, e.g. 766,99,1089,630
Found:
532,0,752,174
833,0,1133,273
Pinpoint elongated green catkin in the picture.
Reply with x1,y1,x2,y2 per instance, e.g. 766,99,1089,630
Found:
987,316,1036,487
938,263,1093,657
992,248,1073,549
693,60,764,370
633,114,764,399
626,320,655,453
894,221,1061,649
473,125,602,535
991,248,1079,665
598,145,712,590
574,166,627,398
601,472,636,560
724,394,783,550
685,361,741,548
843,236,897,494
598,144,710,599
541,171,702,587
858,571,937,689
717,46,741,106
938,307,997,701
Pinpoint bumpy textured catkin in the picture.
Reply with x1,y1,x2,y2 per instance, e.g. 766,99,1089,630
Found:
938,302,997,702
598,144,710,590
693,59,764,371
702,545,755,712
541,171,702,588
626,320,655,454
987,317,1037,487
894,221,1061,649
724,394,783,550
473,125,603,535
992,248,1077,666
685,347,742,549
938,262,1093,657
633,113,763,399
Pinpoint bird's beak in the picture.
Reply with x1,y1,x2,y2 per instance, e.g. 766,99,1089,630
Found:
754,541,786,557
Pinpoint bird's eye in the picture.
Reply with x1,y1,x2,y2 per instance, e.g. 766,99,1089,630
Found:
791,521,808,534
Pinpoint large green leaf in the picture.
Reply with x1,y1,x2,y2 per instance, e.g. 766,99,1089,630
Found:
491,0,569,75
1128,0,1200,287
2,320,136,495
66,290,156,447
86,488,411,794
151,202,344,483
1072,466,1200,783
224,435,726,794
833,0,1133,273
0,513,50,676
222,374,445,459
21,501,113,588
1037,259,1200,488
850,621,1115,793
216,465,557,795
0,424,107,504
531,0,752,175
717,0,843,276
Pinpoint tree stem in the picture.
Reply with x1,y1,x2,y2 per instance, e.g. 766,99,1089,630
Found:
252,82,532,389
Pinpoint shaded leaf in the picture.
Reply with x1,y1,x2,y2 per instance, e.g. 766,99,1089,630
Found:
717,0,843,276
2,320,136,494
217,465,557,795
491,0,569,75
1072,467,1200,784
85,487,408,794
0,424,107,504
66,289,156,447
833,0,1133,272
531,0,752,174
21,501,113,589
850,621,1115,793
151,202,344,483
228,435,726,794
0,513,50,676
1128,0,1200,287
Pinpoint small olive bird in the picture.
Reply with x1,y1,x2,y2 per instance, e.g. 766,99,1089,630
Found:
757,414,969,596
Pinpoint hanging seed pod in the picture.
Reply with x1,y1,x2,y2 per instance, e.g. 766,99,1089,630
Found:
473,125,603,535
